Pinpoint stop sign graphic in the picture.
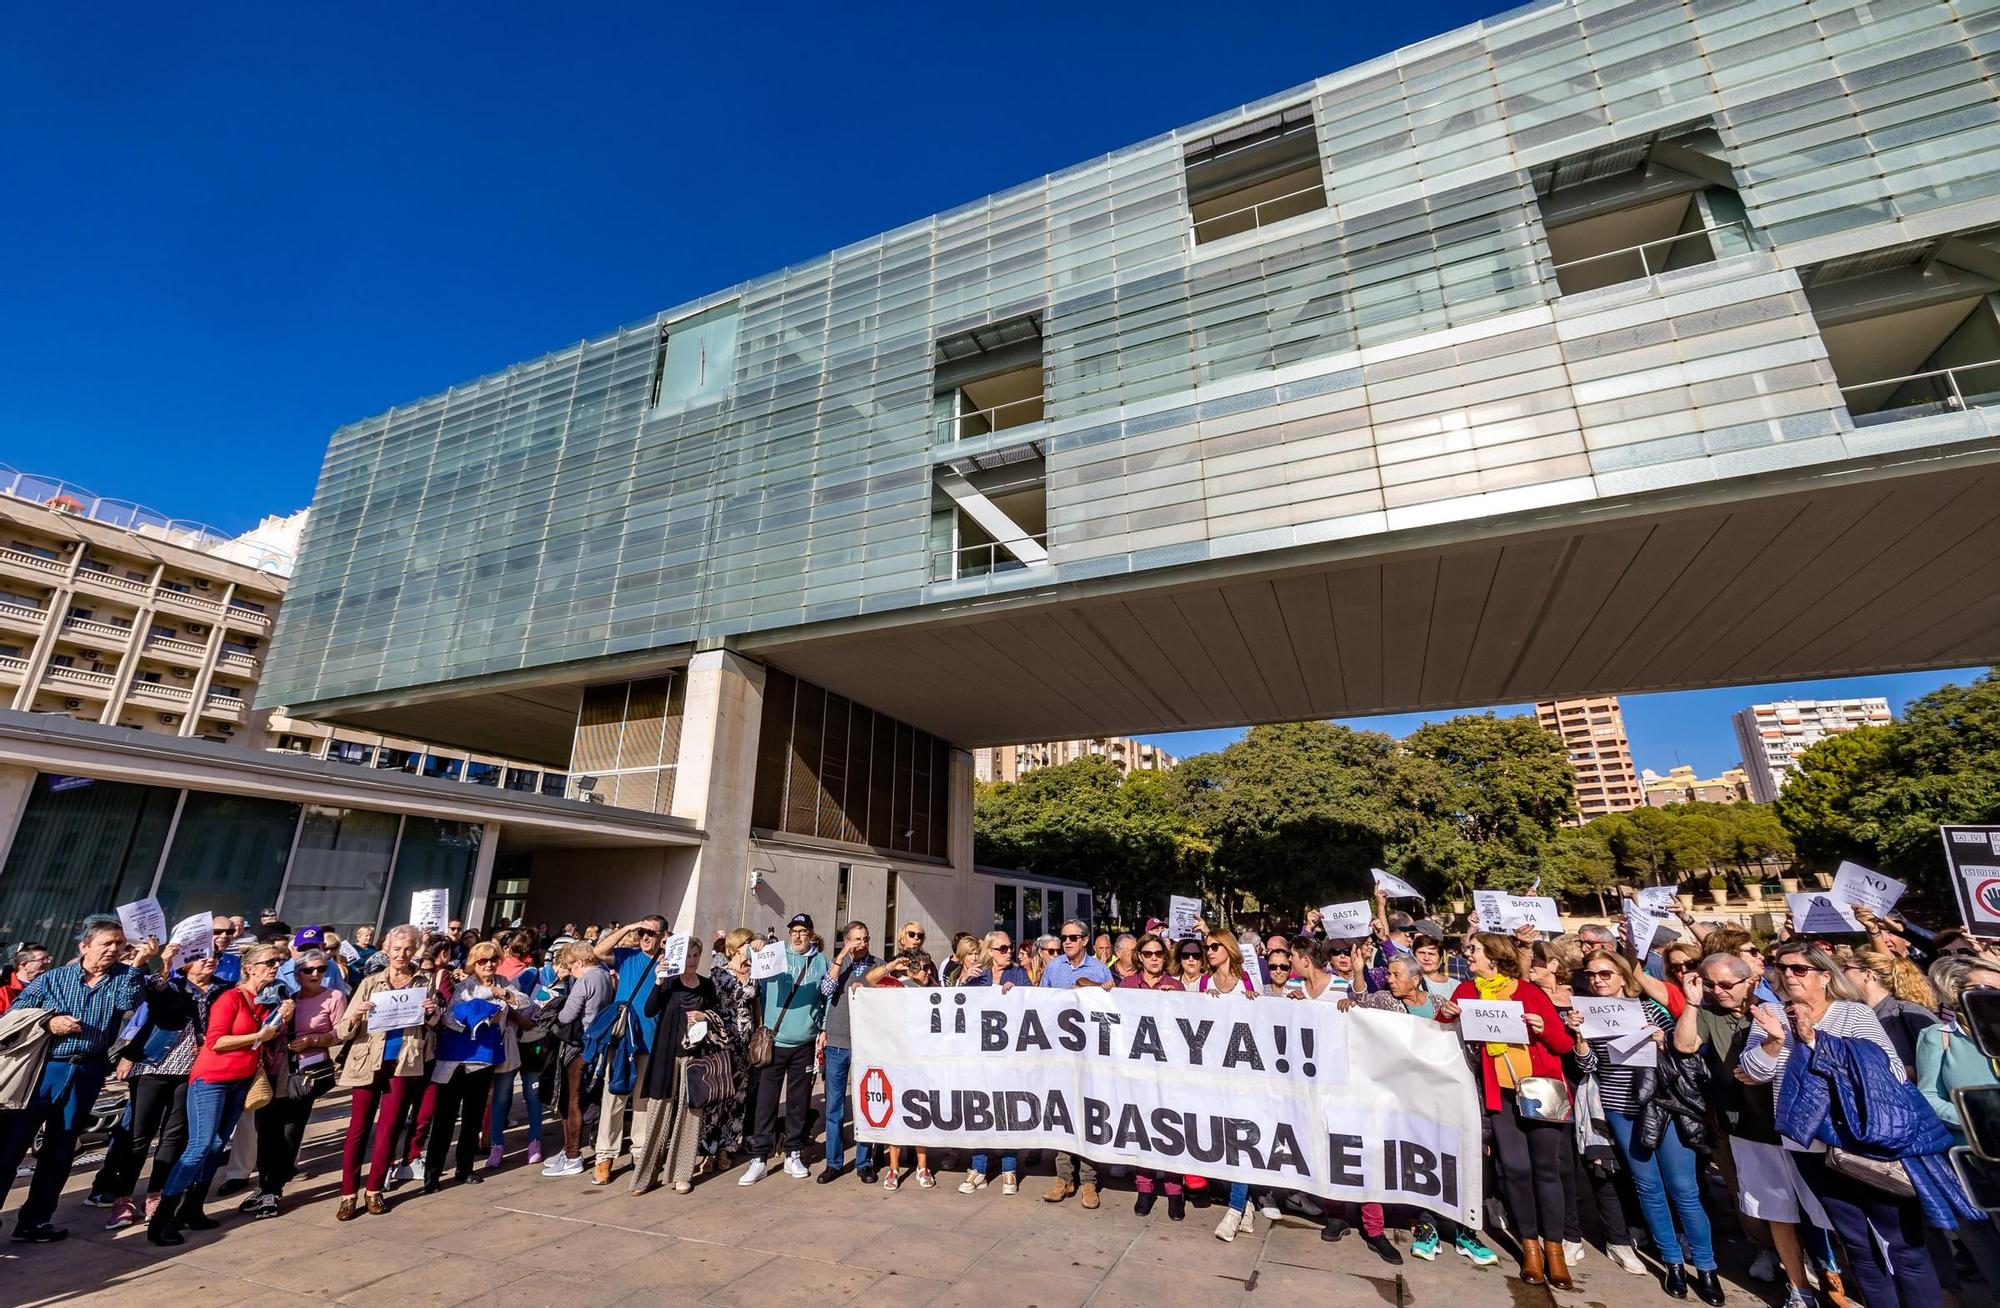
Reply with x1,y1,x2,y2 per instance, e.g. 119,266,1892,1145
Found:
860,1067,894,1129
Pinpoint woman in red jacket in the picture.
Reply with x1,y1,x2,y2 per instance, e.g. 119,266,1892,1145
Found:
1439,933,1574,1289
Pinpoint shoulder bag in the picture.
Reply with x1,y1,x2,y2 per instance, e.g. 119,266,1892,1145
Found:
748,960,806,1068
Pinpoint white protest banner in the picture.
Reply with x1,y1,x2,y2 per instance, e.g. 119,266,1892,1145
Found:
1574,996,1645,1041
1168,896,1204,940
851,987,1481,1225
116,897,167,946
1372,867,1424,901
366,986,427,1033
1789,891,1863,935
1318,900,1373,939
1943,827,2000,937
1831,861,1905,916
1455,999,1528,1045
750,940,787,981
410,889,450,934
169,912,215,963
657,932,691,977
1635,885,1681,915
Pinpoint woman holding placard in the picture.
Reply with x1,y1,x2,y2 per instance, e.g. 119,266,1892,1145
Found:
1567,950,1720,1303
631,934,718,1195
1440,933,1574,1288
332,925,440,1220
1199,932,1263,1243
422,942,533,1193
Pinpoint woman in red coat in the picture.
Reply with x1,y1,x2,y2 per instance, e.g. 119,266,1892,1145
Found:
1439,932,1574,1289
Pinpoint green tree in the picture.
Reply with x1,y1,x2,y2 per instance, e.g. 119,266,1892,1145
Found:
1775,727,1895,871
1398,713,1576,898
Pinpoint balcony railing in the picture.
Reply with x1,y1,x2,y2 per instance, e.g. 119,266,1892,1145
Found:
45,664,115,691
73,568,149,596
931,533,1050,582
0,654,26,680
0,463,294,574
1839,358,2000,428
62,615,133,643
939,396,1045,442
0,546,65,576
1552,220,1751,283
1191,183,1327,245
224,604,271,630
0,599,45,627
155,587,224,616
128,680,194,706
145,633,208,660
203,692,244,716
217,649,259,673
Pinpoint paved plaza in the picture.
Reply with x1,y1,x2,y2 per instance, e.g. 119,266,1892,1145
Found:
6,1101,1791,1308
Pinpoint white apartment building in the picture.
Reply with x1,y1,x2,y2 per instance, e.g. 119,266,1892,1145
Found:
1732,697,1893,803
975,736,1178,783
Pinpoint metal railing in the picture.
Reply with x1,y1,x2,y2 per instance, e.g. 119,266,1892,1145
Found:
1192,183,1327,245
0,464,294,573
939,395,1045,442
1839,358,2000,428
931,533,1050,582
1552,220,1750,282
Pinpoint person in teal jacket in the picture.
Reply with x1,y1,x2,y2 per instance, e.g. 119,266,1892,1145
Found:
1916,954,2000,1293
739,914,829,1185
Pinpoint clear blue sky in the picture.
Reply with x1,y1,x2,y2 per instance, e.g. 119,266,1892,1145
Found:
2,6,1983,766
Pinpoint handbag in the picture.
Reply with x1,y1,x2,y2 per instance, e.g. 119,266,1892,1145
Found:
244,1064,274,1113
289,1056,337,1099
748,961,804,1069
1515,1075,1574,1123
1827,1147,1917,1197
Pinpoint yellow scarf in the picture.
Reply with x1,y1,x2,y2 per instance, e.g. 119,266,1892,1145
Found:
1472,974,1535,1087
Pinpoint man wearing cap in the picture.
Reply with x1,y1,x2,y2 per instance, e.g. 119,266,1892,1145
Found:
740,912,829,1185
590,914,668,1184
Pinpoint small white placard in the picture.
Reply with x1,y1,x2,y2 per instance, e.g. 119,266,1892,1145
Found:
409,889,450,933
1623,898,1670,961
116,897,167,946
337,939,360,964
1473,890,1560,932
1318,900,1373,938
1789,892,1864,934
1238,935,1265,992
1831,861,1905,916
1456,998,1529,1045
1372,867,1424,900
1575,995,1645,1041
169,912,215,963
750,940,787,981
1608,1030,1658,1067
657,932,691,977
1635,885,1681,915
366,986,427,1033
1168,895,1204,940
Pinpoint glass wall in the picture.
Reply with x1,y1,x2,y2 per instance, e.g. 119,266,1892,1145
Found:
382,817,482,930
155,792,301,928
282,805,400,934
0,775,177,952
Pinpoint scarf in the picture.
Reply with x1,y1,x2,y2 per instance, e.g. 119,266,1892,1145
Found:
1473,974,1534,1086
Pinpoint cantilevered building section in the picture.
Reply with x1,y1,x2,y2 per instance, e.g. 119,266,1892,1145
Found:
261,0,2000,939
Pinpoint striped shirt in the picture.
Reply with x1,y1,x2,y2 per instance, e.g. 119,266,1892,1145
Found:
15,962,144,1062
1573,997,1674,1116
1738,999,1903,1151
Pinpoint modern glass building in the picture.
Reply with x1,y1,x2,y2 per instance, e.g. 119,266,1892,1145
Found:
262,0,2000,938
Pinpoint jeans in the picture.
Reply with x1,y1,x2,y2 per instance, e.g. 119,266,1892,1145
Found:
821,1045,873,1171
489,1064,545,1151
1605,1110,1715,1270
162,1077,250,1198
1794,1151,1942,1308
971,1151,1018,1177
0,1058,109,1228
1227,1180,1250,1212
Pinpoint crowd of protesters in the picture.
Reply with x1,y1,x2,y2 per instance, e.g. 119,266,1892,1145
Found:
3,888,2000,1308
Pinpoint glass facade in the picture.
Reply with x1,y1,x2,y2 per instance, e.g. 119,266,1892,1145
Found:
0,776,176,953
263,0,2000,722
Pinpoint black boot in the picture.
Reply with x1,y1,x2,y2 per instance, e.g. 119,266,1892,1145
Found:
1134,1191,1157,1217
178,1183,220,1232
1692,1269,1725,1306
1662,1265,1689,1299
1167,1192,1186,1222
146,1200,184,1247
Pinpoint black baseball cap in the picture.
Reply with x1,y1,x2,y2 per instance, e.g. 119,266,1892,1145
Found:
788,913,814,930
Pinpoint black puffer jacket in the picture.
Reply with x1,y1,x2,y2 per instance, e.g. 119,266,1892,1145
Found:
1635,1044,1712,1152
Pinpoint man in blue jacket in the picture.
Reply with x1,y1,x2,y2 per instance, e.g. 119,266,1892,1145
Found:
740,913,828,1185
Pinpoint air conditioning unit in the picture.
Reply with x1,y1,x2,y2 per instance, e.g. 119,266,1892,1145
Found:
217,724,235,736
62,698,80,710
193,578,211,589
159,713,180,725
186,623,208,635
170,668,192,679
79,649,100,660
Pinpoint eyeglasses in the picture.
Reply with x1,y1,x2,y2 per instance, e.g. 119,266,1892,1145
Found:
1706,976,1750,988
248,958,279,970
297,966,326,976
1776,962,1821,976
1060,933,1085,942
1268,958,1291,969
1139,948,1165,959
1041,946,1060,955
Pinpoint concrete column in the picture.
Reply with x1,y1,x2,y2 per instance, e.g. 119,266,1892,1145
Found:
0,763,39,870
947,747,978,938
180,582,234,737
466,821,501,929
668,650,765,942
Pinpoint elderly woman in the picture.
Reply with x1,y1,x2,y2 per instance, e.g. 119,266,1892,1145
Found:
631,939,721,1195
147,943,293,1246
489,933,553,1169
697,928,759,1175
334,925,440,1219
1917,954,2000,1294
425,941,534,1193
246,946,345,1218
541,939,613,1178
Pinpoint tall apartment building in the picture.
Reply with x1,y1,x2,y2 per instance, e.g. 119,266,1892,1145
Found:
975,737,1178,784
1536,697,1644,824
1641,764,1752,807
1733,697,1893,803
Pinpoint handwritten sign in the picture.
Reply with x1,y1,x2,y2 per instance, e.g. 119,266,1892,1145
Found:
169,912,215,963
366,985,427,1033
1575,995,1646,1041
409,889,450,934
1372,867,1424,900
1789,891,1864,935
1168,896,1204,941
750,940,787,981
1456,999,1528,1045
1318,900,1373,939
116,897,167,947
1831,861,1905,916
657,932,691,977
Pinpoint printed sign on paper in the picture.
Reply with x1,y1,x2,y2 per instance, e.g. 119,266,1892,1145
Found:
658,932,691,977
1455,999,1528,1045
366,986,428,1033
1372,868,1424,900
1575,995,1645,1041
1318,901,1373,939
169,912,215,963
750,940,788,981
1168,896,1204,941
1831,861,1905,916
410,889,450,934
116,897,167,947
1634,886,1681,915
1789,892,1864,935
1944,827,2000,937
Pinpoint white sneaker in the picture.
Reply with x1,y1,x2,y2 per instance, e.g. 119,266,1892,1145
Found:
1783,1287,1816,1308
1607,1243,1647,1275
1258,1196,1281,1220
1238,1207,1256,1236
1748,1248,1781,1283
408,1158,426,1184
538,1152,570,1176
1000,1173,1018,1196
1563,1239,1586,1266
959,1171,987,1194
1214,1208,1241,1242
1283,1192,1325,1218
388,1161,412,1184
783,1152,810,1180
738,1158,769,1186
545,1154,585,1178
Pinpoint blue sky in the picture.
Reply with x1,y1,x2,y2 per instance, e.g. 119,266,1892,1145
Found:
1,6,1983,768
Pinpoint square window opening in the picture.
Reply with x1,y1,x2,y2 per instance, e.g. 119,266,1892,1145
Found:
1184,103,1327,246
650,303,741,413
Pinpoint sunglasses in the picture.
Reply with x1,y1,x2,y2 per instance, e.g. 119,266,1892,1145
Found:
213,929,239,938
1060,933,1085,942
1583,969,1619,980
1139,948,1165,958
993,943,1014,952
1178,951,1201,961
297,966,326,976
1776,962,1821,976
1268,959,1292,969
1041,946,1060,955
